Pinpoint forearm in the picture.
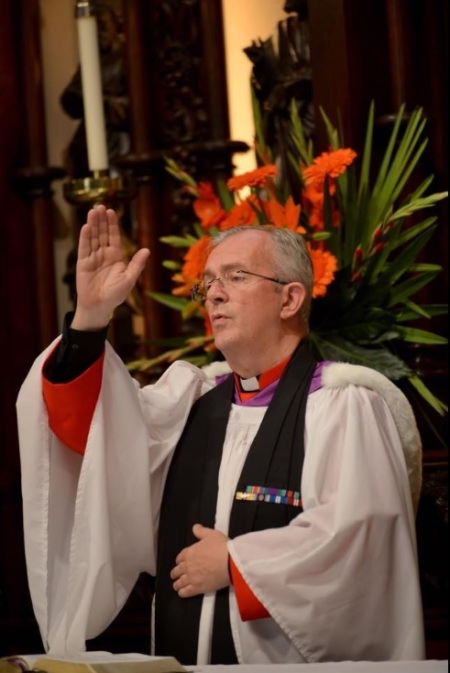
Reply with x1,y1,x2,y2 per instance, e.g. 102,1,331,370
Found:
42,312,109,453
44,311,109,383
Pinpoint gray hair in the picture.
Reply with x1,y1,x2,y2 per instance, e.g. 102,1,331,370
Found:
210,225,313,326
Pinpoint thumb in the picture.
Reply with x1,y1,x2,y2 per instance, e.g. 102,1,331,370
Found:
192,523,212,540
127,248,150,281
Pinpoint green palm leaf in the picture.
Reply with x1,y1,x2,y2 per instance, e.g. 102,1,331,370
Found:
388,271,441,307
396,303,448,321
408,376,448,415
148,292,190,311
308,333,412,380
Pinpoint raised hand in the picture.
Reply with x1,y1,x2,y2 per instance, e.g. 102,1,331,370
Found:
71,205,150,330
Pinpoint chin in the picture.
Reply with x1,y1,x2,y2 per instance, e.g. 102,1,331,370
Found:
212,334,232,358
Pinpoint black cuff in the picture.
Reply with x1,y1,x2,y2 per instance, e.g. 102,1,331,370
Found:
44,311,109,383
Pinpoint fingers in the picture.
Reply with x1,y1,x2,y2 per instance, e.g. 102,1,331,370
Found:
192,523,210,540
171,550,193,594
106,207,122,249
170,560,185,581
81,205,120,254
87,205,102,252
78,205,105,257
170,563,198,598
78,223,92,260
82,206,149,261
98,207,110,248
128,248,150,277
176,583,197,599
170,560,194,596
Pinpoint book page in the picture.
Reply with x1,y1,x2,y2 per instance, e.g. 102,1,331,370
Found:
5,653,186,673
34,657,186,673
95,662,185,673
0,658,32,673
3,653,149,668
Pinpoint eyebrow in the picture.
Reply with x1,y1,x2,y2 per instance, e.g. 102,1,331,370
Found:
202,262,244,280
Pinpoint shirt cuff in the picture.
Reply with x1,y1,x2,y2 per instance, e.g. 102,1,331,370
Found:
42,349,105,455
229,555,270,622
44,311,109,383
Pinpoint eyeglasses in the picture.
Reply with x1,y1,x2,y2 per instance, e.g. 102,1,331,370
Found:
191,269,289,303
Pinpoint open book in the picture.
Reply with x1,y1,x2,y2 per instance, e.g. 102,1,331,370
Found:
0,653,186,673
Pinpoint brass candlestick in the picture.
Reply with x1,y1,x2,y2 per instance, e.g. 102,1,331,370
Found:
63,170,137,207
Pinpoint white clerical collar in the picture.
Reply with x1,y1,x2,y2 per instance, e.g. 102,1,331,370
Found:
234,355,293,397
238,375,260,392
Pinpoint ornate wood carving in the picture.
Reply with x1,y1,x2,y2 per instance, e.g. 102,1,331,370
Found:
138,0,248,218
118,0,248,351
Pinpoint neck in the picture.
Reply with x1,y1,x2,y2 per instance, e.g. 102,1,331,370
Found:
225,335,302,379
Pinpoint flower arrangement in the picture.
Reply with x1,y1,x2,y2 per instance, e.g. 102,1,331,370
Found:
128,99,448,417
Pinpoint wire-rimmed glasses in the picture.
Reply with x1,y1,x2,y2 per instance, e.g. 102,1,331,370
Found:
191,269,289,303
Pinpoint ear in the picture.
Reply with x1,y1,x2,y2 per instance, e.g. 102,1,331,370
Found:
280,282,307,320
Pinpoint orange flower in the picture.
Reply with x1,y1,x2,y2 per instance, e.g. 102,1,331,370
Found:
307,245,338,298
171,273,192,297
303,148,357,189
303,182,341,231
302,182,334,208
307,203,341,231
308,206,325,232
182,235,211,279
265,196,305,233
193,182,227,231
172,236,211,295
219,198,259,230
197,182,216,200
227,164,277,191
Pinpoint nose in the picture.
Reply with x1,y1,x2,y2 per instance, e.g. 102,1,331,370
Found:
206,277,227,303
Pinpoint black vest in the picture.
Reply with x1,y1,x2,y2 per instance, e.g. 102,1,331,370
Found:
154,342,317,664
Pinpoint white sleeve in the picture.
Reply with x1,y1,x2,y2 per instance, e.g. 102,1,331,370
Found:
17,342,212,655
228,384,425,662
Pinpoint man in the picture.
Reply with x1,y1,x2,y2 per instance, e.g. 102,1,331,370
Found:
17,205,425,664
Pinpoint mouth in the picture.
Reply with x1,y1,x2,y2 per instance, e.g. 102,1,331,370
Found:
210,313,229,325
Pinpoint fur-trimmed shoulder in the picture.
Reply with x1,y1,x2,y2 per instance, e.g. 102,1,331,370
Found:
202,360,232,381
322,362,422,514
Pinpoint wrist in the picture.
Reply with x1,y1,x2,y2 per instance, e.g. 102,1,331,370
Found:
71,307,112,331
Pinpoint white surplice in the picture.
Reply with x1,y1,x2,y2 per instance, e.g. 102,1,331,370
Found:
16,341,425,663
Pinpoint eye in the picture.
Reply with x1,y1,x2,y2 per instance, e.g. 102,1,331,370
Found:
228,270,246,283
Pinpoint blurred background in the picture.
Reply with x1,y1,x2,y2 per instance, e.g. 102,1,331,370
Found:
0,0,447,658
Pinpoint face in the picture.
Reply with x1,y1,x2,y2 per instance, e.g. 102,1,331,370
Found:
203,230,288,368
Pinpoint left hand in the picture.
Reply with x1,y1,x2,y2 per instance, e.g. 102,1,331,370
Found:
170,524,230,598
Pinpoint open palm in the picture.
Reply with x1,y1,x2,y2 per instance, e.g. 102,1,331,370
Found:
74,205,150,329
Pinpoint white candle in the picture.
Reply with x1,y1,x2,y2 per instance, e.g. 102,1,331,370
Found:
76,2,108,172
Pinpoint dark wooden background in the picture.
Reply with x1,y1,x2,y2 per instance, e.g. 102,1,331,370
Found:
0,0,447,659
